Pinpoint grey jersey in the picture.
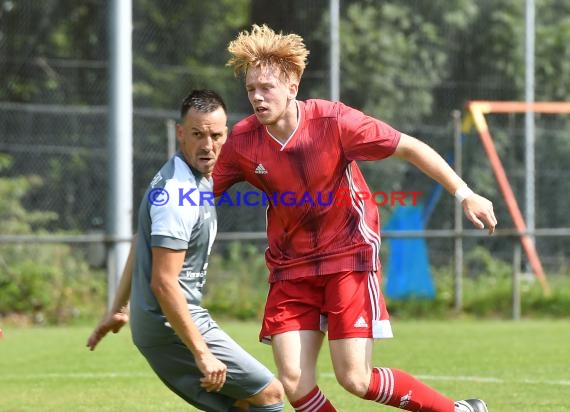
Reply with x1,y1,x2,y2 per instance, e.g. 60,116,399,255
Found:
130,152,216,347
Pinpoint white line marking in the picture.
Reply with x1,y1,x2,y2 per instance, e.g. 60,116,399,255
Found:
0,372,152,380
320,373,570,386
2,372,569,387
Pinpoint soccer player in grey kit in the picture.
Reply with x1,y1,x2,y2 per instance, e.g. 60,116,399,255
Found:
87,89,284,412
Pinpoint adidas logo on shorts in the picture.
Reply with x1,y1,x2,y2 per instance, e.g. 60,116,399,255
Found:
354,316,368,328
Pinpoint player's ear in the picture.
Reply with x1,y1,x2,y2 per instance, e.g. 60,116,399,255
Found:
175,123,185,144
288,82,299,100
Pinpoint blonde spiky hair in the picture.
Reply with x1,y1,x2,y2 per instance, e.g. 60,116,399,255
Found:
227,24,309,83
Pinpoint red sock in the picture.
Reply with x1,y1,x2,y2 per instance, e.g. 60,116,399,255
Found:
291,386,337,412
364,367,454,411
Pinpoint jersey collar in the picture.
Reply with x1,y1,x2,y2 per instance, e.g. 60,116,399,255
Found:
265,100,302,151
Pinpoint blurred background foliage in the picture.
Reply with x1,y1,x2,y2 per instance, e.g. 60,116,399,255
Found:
1,0,569,323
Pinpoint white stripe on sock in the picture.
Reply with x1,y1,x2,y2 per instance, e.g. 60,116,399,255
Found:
295,389,326,412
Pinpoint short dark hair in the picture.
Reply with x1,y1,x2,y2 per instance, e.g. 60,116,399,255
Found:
180,89,227,119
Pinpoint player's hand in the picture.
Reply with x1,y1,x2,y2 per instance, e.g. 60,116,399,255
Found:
462,193,497,235
86,310,129,351
196,352,227,392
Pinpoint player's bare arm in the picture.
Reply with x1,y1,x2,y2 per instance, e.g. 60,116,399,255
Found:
86,236,136,350
150,246,227,392
393,133,497,234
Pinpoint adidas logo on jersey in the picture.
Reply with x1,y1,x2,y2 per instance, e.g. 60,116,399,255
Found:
255,163,268,174
353,316,368,328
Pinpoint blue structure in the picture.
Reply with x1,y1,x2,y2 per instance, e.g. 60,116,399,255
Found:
382,134,467,299
383,205,435,299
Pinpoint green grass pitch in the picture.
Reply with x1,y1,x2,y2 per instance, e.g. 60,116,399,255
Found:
1,319,569,411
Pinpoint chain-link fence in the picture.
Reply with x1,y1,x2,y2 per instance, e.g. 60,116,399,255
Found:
1,0,569,314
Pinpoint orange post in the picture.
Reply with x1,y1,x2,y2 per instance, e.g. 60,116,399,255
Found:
466,101,562,295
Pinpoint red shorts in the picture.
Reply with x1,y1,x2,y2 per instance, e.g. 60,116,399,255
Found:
260,270,393,343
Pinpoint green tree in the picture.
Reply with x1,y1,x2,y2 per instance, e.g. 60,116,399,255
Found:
133,0,249,110
0,0,107,104
0,155,104,323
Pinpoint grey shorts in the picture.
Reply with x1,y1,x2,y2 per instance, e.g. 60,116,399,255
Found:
137,317,275,412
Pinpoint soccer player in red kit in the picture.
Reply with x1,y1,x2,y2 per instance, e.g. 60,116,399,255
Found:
214,24,496,412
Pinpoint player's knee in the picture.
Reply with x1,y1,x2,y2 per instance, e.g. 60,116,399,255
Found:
335,369,370,397
258,378,285,404
246,378,284,407
278,367,302,395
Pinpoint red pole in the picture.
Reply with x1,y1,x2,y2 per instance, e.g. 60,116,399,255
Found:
468,103,551,295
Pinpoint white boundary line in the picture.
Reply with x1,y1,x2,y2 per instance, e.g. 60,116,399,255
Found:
0,372,153,380
320,373,570,386
2,372,569,387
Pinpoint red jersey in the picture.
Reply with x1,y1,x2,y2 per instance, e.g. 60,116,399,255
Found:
213,99,401,282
